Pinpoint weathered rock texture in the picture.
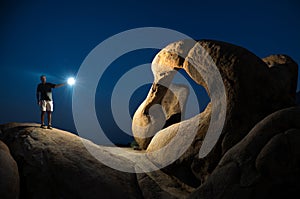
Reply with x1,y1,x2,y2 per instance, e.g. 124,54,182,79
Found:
0,140,20,199
0,123,142,199
2,108,300,199
133,39,298,185
188,107,300,199
132,83,189,149
0,123,192,199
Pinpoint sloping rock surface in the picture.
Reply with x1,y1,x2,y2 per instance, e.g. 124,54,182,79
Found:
0,123,142,199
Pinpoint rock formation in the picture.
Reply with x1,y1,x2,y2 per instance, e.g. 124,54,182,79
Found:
0,123,195,199
0,123,142,199
132,83,189,149
0,39,299,199
0,140,19,199
132,39,298,184
188,107,300,199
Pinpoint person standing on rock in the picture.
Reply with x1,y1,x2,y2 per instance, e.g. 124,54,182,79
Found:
36,75,66,129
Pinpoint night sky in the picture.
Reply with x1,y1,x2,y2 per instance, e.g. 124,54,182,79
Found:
1,0,299,145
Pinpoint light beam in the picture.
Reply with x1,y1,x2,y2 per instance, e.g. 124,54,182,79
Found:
67,77,75,86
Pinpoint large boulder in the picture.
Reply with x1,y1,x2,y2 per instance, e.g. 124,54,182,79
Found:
132,39,298,184
0,123,194,199
0,140,20,199
0,123,142,199
188,107,300,199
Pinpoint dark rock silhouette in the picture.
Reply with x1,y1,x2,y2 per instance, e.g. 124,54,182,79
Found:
0,140,19,199
188,107,300,199
296,91,300,105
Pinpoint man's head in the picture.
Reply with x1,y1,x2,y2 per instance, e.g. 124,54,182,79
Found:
40,75,46,84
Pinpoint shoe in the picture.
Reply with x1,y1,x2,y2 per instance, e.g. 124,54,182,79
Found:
40,124,46,129
47,125,53,130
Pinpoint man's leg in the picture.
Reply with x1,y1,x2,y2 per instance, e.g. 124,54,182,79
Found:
47,111,52,129
40,111,46,128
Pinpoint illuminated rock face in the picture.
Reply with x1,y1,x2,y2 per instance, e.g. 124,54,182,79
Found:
0,140,19,199
132,40,195,150
132,39,298,182
132,83,189,150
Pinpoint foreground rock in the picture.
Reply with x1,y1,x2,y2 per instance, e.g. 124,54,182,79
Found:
1,114,300,199
0,123,194,199
189,107,300,199
0,123,142,199
0,140,20,199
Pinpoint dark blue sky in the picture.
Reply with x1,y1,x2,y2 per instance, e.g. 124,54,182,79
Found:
1,0,299,144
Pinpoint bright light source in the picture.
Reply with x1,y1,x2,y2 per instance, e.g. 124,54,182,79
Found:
67,77,75,86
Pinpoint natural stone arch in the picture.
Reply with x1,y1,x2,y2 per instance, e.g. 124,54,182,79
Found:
132,39,298,184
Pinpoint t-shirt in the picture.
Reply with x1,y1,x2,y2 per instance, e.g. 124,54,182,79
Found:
37,83,56,101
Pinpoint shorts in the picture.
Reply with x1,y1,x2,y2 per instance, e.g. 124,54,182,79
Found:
40,100,53,112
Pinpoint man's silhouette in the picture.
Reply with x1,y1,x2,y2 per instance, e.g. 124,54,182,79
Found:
36,75,66,129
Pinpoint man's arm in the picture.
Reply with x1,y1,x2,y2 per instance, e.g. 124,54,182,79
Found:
54,83,66,88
